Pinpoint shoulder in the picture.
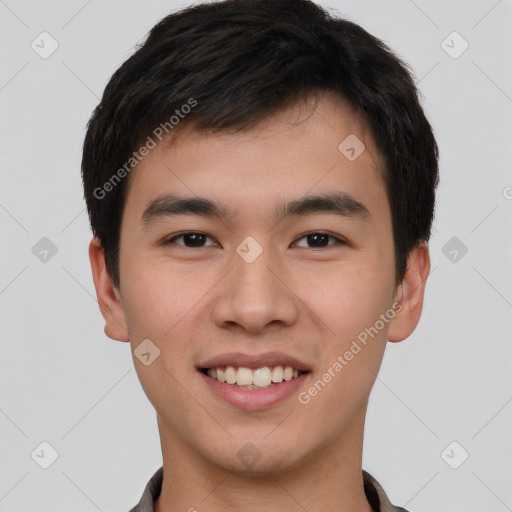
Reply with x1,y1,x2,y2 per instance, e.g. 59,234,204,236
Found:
129,466,164,512
363,470,411,512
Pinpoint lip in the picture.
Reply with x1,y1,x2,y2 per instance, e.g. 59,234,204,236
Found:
199,370,311,411
197,351,311,372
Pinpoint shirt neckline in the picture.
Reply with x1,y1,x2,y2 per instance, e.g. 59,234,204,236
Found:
130,466,404,512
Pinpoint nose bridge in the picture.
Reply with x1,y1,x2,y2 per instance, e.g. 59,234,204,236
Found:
232,236,281,307
235,244,275,293
211,236,299,332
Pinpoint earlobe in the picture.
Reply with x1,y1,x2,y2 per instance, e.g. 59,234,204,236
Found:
387,243,431,343
88,237,130,342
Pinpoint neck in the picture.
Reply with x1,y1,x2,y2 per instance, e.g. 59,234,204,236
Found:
155,407,373,512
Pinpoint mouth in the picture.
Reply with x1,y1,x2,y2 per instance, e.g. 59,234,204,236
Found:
199,365,309,389
196,352,312,410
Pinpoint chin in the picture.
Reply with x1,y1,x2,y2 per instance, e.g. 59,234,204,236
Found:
203,435,313,475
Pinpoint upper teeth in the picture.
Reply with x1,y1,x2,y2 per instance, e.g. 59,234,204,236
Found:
207,365,301,388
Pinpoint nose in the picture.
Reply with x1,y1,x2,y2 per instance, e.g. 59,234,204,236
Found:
211,243,299,334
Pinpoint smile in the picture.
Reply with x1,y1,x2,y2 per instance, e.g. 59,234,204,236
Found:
200,365,306,389
196,352,312,410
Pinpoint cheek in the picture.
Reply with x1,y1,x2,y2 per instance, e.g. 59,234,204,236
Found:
120,260,201,416
295,257,394,344
298,275,390,432
119,259,203,400
296,257,393,410
121,254,204,338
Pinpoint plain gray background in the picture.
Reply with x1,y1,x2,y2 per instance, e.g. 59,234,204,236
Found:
0,0,511,510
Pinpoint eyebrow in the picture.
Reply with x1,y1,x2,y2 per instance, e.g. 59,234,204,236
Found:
141,191,371,226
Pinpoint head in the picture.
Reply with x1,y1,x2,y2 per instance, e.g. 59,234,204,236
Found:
84,0,438,474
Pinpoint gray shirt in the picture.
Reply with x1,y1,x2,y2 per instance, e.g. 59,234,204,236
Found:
129,466,410,512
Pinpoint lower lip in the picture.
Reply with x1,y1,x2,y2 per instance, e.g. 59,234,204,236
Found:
198,370,310,411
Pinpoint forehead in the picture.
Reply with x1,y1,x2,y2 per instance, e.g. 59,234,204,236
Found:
122,92,386,221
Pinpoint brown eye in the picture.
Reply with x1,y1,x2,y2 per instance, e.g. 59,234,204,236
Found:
293,232,346,248
164,232,216,248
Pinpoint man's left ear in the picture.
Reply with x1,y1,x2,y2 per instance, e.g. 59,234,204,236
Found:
387,242,431,343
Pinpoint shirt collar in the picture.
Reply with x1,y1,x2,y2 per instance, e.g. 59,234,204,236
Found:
130,466,408,512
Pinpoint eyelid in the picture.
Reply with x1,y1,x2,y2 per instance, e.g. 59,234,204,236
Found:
292,231,348,247
162,230,348,248
163,231,218,247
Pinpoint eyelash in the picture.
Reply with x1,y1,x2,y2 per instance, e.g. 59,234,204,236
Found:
163,231,347,249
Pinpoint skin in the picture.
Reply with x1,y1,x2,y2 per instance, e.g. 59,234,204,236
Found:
89,92,430,512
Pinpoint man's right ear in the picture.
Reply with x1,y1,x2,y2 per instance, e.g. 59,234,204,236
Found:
88,237,130,342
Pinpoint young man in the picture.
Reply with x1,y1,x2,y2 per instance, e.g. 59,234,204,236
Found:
82,1,438,510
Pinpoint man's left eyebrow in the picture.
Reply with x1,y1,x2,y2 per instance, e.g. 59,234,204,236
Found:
274,192,371,222
141,191,371,226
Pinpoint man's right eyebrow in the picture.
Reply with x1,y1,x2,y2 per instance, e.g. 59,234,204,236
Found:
141,194,233,226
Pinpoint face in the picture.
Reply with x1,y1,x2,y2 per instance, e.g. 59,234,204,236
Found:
90,92,428,474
